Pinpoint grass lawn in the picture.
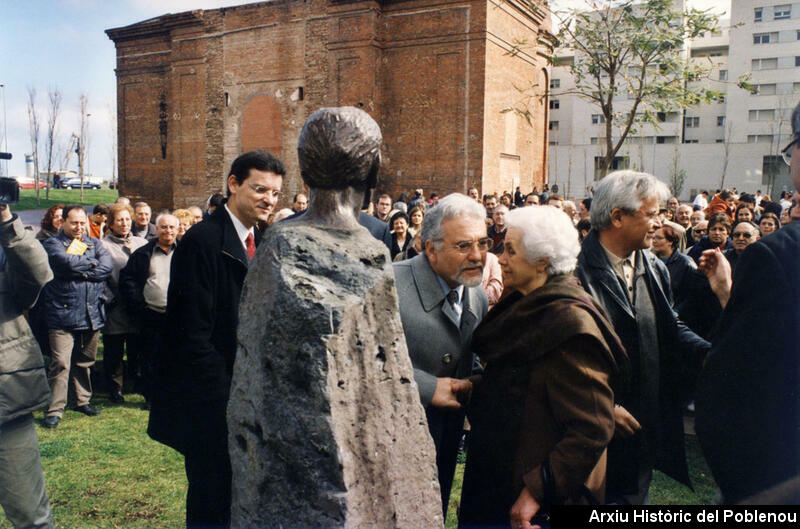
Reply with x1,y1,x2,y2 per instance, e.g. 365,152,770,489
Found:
17,188,119,210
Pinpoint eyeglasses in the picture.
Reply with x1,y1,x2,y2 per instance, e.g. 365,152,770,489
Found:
694,229,707,235
247,183,282,199
732,232,753,239
444,237,494,253
781,136,800,166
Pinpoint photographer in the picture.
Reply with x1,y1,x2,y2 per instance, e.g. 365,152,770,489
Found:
0,200,54,528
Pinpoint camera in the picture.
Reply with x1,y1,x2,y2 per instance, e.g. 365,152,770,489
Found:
0,177,20,205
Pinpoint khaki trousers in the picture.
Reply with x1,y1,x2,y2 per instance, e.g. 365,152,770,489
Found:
46,329,99,417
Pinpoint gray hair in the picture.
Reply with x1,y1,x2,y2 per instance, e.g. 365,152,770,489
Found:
590,170,670,230
420,193,486,248
133,201,151,211
505,205,580,276
154,213,178,226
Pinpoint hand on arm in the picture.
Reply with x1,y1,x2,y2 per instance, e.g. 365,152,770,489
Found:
613,404,642,438
429,377,472,410
509,487,542,529
698,248,732,308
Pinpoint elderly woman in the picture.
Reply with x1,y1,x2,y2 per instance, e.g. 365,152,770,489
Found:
390,211,412,260
102,203,148,402
459,206,625,528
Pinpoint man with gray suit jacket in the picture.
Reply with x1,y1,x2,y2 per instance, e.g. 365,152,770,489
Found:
393,193,490,516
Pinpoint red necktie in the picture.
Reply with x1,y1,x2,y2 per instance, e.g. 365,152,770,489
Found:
245,232,256,259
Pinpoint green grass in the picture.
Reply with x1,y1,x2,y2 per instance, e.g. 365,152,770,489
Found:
2,374,713,528
17,188,119,210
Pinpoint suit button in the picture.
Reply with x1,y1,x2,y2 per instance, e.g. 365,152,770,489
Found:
442,354,452,365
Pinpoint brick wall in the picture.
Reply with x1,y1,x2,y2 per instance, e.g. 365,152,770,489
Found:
107,0,553,210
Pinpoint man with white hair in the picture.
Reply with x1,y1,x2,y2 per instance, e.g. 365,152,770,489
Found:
119,213,180,409
575,170,710,505
393,193,490,516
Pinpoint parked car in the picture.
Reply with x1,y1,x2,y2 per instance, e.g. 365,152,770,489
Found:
62,178,101,189
15,176,49,189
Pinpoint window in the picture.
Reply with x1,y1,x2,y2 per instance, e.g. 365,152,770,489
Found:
549,99,560,109
774,5,791,20
717,116,725,127
716,139,724,143
719,69,728,81
754,7,762,22
590,137,599,145
754,33,774,44
591,114,606,124
797,30,800,40
657,111,667,122
685,116,700,128
793,82,800,93
550,79,560,89
796,56,800,67
755,83,777,95
549,121,559,130
752,57,778,70
548,140,558,145
748,134,773,144
685,139,699,144
656,136,677,144
749,109,775,121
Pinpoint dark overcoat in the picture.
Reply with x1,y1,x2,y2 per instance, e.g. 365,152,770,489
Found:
696,222,800,503
147,206,258,453
575,230,709,495
459,276,625,526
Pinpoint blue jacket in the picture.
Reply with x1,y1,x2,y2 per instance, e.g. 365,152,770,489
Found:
41,232,112,331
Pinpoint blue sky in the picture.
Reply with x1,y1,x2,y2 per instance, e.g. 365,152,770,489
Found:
0,0,730,180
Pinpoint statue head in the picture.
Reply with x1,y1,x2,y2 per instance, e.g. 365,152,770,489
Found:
297,107,382,209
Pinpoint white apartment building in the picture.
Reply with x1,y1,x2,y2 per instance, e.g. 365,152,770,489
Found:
547,0,798,200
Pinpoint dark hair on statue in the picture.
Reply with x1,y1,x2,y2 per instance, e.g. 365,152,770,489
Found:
227,150,286,197
297,107,381,191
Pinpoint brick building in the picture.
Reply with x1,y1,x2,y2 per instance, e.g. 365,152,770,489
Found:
106,0,553,210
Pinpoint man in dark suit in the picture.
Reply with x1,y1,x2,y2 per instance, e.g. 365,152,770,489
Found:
575,171,709,505
148,150,285,528
393,193,489,516
696,102,800,504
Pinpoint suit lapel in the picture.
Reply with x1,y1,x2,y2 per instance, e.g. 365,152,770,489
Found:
220,209,249,269
410,254,461,331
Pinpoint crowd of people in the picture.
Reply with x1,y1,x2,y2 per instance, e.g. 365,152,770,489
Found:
1,102,798,529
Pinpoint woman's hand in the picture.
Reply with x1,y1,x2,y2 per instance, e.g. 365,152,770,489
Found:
509,487,541,529
613,404,641,438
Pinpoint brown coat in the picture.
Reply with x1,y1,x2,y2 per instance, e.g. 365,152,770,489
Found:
459,276,626,526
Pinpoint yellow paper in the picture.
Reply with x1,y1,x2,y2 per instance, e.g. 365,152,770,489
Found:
66,239,88,256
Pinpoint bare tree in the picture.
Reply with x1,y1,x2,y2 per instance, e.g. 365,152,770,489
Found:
44,87,62,200
78,94,89,201
26,87,41,205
